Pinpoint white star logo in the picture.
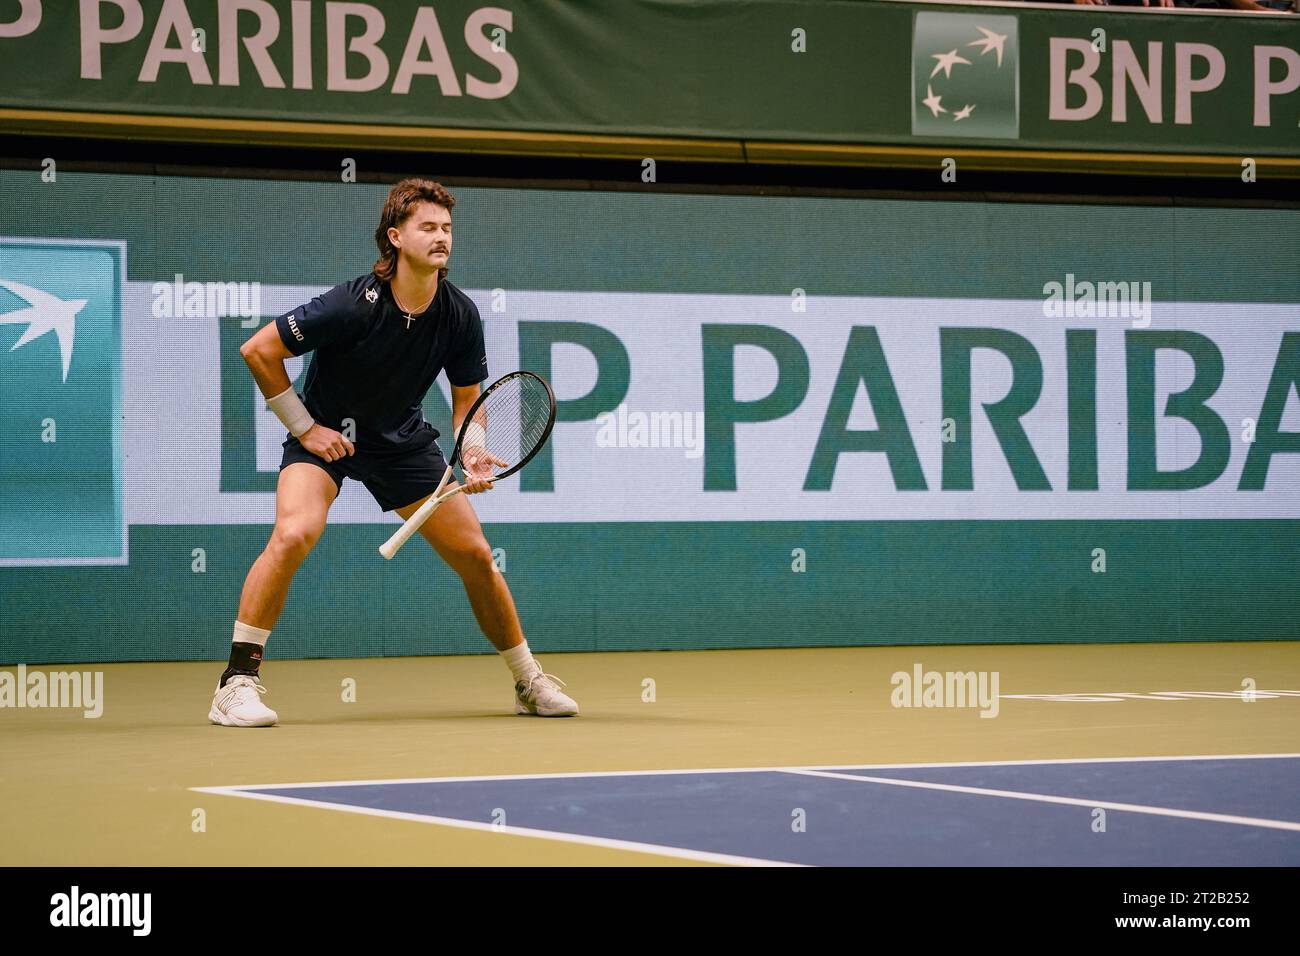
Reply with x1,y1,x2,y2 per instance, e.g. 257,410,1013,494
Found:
953,104,976,122
929,49,971,81
966,26,1008,68
0,279,85,383
922,85,947,118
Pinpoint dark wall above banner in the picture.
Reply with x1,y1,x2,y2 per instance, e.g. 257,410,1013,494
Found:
0,1,1296,172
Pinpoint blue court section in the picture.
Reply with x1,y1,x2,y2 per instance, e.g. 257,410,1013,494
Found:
240,757,1300,866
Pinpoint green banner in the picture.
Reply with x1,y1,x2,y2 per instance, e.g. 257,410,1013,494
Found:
0,1,1296,157
1,169,1298,663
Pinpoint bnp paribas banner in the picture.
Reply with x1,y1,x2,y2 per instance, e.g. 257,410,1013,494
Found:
1,172,1298,660
0,1,1297,157
4,278,1298,543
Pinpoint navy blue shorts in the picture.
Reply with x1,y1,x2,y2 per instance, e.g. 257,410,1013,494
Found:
279,426,450,513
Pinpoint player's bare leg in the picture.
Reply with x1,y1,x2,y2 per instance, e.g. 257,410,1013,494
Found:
210,463,339,727
397,489,520,650
396,491,579,716
237,463,339,629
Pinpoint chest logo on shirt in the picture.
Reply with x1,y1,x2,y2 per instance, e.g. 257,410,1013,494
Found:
364,287,378,303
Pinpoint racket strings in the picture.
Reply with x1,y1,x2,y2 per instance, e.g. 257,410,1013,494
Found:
463,375,552,473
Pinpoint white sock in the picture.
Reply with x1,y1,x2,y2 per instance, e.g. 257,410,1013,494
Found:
500,641,541,682
233,620,271,646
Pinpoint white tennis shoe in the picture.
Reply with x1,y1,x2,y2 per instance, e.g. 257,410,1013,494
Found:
514,671,579,717
209,674,279,727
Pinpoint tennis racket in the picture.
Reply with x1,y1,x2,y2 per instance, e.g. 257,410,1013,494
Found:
379,370,556,560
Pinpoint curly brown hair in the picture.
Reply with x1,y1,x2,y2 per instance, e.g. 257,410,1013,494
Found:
373,178,456,282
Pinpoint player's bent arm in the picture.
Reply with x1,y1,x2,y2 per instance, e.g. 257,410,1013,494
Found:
238,321,334,448
239,321,296,399
450,383,492,491
449,383,481,439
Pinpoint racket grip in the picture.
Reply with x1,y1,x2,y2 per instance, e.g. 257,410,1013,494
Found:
379,493,444,559
380,463,458,560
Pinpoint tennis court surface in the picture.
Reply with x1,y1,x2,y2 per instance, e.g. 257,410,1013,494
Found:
4,640,1297,866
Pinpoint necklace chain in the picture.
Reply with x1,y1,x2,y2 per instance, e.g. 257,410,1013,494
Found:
393,284,436,318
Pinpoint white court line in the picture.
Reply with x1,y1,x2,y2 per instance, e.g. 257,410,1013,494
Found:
192,754,1300,865
190,786,800,867
195,752,1300,793
783,769,1300,833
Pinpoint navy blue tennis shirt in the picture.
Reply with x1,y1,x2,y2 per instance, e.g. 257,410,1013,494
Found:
275,273,488,451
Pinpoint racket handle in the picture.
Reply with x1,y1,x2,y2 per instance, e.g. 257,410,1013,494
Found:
379,498,441,559
379,465,456,560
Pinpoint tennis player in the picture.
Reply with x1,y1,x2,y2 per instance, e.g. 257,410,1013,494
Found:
209,178,578,727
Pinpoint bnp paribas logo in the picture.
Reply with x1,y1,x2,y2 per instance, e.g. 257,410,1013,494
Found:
0,238,127,566
911,12,1019,140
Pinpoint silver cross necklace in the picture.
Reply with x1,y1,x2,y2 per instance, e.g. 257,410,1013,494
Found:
392,285,436,330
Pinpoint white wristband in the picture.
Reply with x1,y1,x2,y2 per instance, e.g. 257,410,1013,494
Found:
267,386,315,437
462,422,487,449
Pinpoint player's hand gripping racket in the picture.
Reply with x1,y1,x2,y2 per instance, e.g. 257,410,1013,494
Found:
379,370,556,560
